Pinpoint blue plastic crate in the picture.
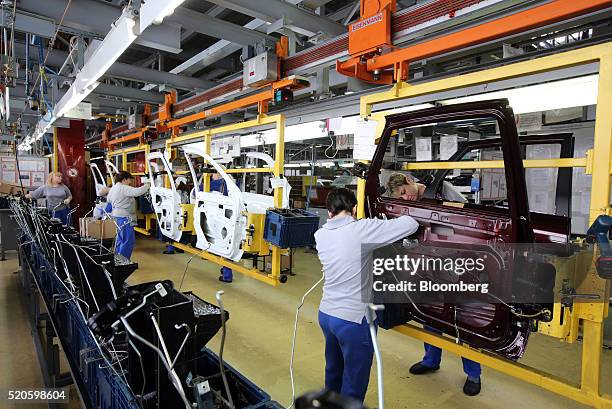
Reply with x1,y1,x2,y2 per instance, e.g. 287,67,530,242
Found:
196,348,273,408
28,245,140,409
263,209,319,248
27,242,278,409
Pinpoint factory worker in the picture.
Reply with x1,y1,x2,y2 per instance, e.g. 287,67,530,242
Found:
315,188,419,402
27,171,73,225
387,173,426,201
387,174,480,395
106,171,150,259
388,173,467,203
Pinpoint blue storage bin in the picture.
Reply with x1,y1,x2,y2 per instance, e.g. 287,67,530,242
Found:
264,209,319,248
26,242,278,409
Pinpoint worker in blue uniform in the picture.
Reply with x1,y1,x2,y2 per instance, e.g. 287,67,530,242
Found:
409,325,482,395
210,172,233,283
106,171,150,259
314,188,419,402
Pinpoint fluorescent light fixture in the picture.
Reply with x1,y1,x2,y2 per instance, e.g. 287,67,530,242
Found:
382,103,436,115
439,75,598,114
140,0,187,28
25,2,186,147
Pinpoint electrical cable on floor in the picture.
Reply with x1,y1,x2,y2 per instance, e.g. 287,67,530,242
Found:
288,270,325,409
178,255,195,291
215,291,234,409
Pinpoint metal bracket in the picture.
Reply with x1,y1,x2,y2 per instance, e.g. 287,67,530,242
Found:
585,149,594,174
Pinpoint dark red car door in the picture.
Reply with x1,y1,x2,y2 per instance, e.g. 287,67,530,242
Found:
366,100,567,359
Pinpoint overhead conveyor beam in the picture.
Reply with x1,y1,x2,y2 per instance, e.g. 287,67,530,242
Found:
337,0,612,83
170,0,527,114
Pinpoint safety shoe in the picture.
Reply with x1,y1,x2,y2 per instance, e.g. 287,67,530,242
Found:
463,377,481,396
409,362,440,375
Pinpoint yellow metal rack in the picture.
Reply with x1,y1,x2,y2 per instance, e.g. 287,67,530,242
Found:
356,43,612,408
164,114,287,286
107,144,154,235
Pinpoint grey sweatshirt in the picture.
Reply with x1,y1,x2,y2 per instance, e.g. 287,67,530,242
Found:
30,184,72,212
107,183,150,222
315,215,419,323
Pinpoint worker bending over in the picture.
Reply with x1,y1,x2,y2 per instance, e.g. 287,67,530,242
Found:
387,173,480,395
106,171,150,259
315,188,419,402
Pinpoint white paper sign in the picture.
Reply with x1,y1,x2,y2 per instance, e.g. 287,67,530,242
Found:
32,172,45,186
416,137,432,161
440,135,458,160
328,117,343,132
353,119,378,160
211,136,241,159
480,151,506,200
515,112,542,132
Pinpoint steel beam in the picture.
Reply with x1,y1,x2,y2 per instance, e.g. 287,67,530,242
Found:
9,84,139,110
86,95,136,110
91,84,164,104
108,63,215,90
167,8,274,46
13,43,214,91
0,9,55,38
204,0,345,37
147,0,307,82
170,19,266,77
17,0,182,53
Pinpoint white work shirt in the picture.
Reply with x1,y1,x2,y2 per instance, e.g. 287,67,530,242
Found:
315,215,419,324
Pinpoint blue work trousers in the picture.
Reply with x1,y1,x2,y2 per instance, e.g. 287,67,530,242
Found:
421,326,481,378
220,266,233,281
52,207,70,226
115,217,135,259
318,311,374,402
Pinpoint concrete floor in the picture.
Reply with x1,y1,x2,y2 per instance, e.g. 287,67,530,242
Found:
2,236,611,408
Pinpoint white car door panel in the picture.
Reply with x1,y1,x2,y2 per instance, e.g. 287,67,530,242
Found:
183,145,246,261
245,152,291,208
147,152,183,242
90,163,107,196
105,160,119,185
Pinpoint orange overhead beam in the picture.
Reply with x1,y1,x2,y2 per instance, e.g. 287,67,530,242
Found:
163,77,305,129
107,129,145,148
165,89,275,129
338,0,612,83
